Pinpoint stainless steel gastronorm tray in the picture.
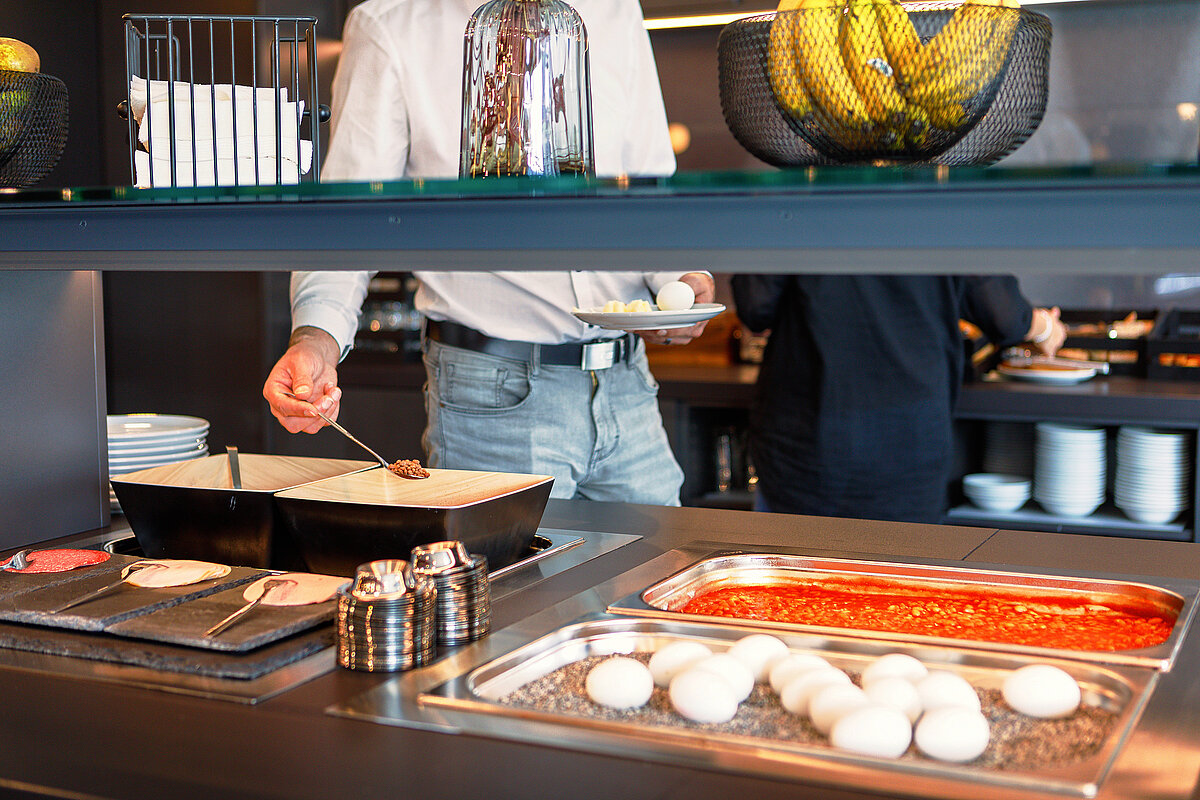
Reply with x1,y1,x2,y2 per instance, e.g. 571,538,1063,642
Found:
606,553,1200,671
419,616,1156,800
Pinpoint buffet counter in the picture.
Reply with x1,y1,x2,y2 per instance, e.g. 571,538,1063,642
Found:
4,500,1200,800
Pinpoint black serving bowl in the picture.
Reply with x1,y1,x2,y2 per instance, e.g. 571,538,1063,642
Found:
273,467,554,577
110,454,374,570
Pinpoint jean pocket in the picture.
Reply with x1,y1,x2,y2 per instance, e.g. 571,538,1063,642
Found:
628,352,660,395
437,353,533,414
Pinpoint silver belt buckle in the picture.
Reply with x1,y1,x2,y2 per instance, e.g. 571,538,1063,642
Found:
580,340,616,370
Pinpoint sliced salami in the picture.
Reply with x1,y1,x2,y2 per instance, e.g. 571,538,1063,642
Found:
12,549,111,574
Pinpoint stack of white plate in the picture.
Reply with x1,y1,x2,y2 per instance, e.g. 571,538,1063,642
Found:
1115,426,1192,525
982,421,1035,478
107,414,210,511
1034,422,1107,517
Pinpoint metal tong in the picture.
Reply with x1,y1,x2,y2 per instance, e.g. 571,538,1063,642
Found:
1003,351,1112,374
204,578,295,637
50,562,164,613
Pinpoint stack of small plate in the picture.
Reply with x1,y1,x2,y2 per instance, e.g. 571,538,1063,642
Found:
412,541,491,646
1115,426,1193,525
107,414,210,511
336,559,436,672
982,421,1036,478
1034,422,1107,517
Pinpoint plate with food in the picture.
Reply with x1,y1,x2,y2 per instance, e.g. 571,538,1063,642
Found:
573,303,726,331
997,362,1097,385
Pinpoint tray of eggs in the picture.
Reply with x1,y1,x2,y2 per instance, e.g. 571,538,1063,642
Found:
417,615,1150,799
604,552,1198,672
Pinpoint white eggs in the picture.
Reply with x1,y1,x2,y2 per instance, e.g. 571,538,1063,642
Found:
830,704,913,759
780,667,851,716
809,683,870,735
861,653,929,687
690,653,755,702
728,634,789,683
585,657,654,710
647,640,713,688
1002,664,1082,719
863,676,923,723
669,668,739,723
915,707,991,763
915,670,982,713
655,280,695,311
768,653,832,694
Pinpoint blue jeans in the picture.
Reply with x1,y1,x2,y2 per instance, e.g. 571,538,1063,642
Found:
421,337,683,505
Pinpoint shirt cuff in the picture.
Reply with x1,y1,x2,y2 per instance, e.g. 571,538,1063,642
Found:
291,301,360,361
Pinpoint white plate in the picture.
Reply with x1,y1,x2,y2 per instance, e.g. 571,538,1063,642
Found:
572,303,726,331
108,414,210,442
110,444,208,467
108,437,208,456
109,448,209,474
998,364,1097,385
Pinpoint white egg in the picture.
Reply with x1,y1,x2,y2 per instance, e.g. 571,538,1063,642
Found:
669,668,740,723
1002,664,1082,719
655,280,695,311
915,706,991,763
861,653,929,687
647,640,713,688
830,704,913,759
584,657,654,710
809,683,871,735
915,670,982,713
863,676,923,723
690,653,755,702
728,634,789,683
768,653,833,694
780,667,851,716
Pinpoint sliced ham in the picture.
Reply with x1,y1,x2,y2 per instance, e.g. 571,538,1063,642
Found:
126,559,231,588
243,573,346,606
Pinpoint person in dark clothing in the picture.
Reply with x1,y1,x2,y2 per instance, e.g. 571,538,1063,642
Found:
731,274,1066,524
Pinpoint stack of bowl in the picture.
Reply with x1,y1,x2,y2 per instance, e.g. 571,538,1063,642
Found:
336,559,436,672
962,473,1032,513
1034,423,1107,517
1115,427,1192,525
412,541,491,646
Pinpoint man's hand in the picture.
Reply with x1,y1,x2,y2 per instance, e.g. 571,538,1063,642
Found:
640,272,718,347
262,327,344,434
1027,307,1068,356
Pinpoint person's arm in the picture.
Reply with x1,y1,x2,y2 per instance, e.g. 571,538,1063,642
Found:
731,274,790,332
263,326,343,434
960,275,1066,356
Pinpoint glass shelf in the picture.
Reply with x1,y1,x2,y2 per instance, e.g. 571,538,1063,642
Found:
2,162,1198,273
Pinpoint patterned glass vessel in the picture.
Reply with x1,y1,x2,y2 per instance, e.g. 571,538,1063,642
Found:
460,0,594,178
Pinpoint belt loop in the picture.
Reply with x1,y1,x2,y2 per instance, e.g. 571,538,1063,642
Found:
530,343,542,375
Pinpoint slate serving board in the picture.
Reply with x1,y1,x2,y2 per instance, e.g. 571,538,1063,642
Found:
0,619,333,680
105,581,338,653
0,554,260,632
0,552,122,604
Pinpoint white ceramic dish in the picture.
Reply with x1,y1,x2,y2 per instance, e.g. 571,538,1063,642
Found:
107,414,210,442
997,364,1096,385
572,303,726,331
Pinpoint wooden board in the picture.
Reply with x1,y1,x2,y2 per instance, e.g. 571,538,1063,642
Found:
111,453,373,492
276,467,553,508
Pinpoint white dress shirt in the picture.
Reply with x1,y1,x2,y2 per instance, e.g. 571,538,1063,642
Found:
292,0,694,353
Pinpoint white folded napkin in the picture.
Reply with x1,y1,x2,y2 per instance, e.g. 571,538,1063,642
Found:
135,150,302,188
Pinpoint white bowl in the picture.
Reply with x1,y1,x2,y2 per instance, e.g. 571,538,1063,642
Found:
963,474,1031,512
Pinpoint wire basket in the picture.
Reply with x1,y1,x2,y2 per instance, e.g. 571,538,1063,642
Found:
0,69,69,188
718,3,1051,167
123,14,326,188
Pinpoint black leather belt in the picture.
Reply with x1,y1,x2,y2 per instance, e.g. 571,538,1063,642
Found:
426,320,634,370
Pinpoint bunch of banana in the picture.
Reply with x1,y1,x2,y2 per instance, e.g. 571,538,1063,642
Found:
767,0,1022,155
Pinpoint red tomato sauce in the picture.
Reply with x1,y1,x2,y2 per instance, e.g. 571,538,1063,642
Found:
678,582,1173,651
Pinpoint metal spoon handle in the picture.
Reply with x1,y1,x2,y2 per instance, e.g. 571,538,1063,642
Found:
50,562,159,614
204,594,266,637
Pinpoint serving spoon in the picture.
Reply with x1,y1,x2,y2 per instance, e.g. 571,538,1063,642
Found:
50,562,165,613
204,577,296,637
283,392,427,478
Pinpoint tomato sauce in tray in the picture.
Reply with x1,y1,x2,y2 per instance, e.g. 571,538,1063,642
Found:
678,581,1172,652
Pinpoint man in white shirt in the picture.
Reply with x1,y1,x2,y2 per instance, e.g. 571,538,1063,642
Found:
262,0,714,505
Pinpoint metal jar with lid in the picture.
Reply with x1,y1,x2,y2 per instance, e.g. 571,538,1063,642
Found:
459,0,594,178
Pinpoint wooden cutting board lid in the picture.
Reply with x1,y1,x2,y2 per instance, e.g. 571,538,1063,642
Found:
275,467,553,508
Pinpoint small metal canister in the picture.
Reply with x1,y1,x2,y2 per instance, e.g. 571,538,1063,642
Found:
336,559,437,672
412,540,491,646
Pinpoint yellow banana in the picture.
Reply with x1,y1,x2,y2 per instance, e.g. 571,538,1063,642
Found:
875,0,923,91
791,0,877,146
838,0,930,147
906,0,1021,128
768,9,812,121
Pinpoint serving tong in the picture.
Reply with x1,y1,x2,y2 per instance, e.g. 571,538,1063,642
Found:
1002,350,1112,374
